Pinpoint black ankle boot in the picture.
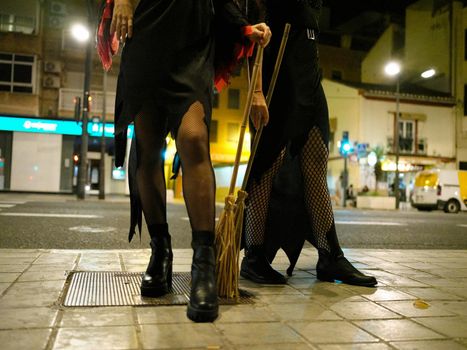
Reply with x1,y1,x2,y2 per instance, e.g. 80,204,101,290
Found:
316,249,377,287
187,231,218,323
141,223,173,297
240,245,286,284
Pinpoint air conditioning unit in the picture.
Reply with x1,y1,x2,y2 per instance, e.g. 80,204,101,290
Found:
43,75,61,89
50,1,67,16
48,15,64,29
44,61,62,73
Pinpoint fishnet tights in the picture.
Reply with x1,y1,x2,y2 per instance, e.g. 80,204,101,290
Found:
244,127,333,251
245,149,285,248
299,127,332,251
134,101,215,232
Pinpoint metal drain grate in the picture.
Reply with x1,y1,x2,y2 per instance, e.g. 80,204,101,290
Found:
61,271,254,307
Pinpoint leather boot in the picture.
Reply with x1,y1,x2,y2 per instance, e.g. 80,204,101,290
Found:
141,223,173,297
240,245,286,284
317,249,377,287
187,231,218,323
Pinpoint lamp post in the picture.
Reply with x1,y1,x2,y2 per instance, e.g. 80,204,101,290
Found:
384,62,401,209
99,71,107,200
71,0,95,199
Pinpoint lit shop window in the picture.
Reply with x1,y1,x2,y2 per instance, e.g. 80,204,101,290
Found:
0,53,35,94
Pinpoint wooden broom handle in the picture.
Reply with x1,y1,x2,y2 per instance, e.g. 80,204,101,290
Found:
241,23,291,191
228,46,264,196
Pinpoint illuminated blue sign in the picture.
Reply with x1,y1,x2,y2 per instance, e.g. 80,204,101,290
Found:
0,116,133,138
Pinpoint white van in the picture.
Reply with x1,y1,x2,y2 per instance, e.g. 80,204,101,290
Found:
411,169,467,213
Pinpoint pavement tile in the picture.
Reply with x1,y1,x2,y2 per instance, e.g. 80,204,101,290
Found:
398,262,445,270
124,265,147,273
0,328,52,350
0,264,29,273
217,322,303,345
28,264,75,272
0,280,64,308
0,272,21,283
136,306,192,324
53,326,138,350
301,284,370,305
438,287,467,299
240,283,302,296
378,301,456,318
365,271,427,288
413,316,467,338
390,339,467,350
330,301,401,320
289,320,377,344
426,269,467,279
33,255,78,265
141,323,224,349
218,305,279,323
267,302,341,321
317,344,392,350
17,270,68,282
362,287,417,302
412,277,467,288
430,301,467,316
257,293,314,305
0,257,36,265
354,319,445,341
402,287,465,301
60,307,135,327
0,282,10,294
0,307,58,329
4,280,65,295
237,345,316,350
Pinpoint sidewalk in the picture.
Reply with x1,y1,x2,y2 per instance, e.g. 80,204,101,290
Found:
1,248,467,350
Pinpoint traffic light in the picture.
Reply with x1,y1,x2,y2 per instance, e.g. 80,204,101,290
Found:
339,131,353,156
74,96,82,123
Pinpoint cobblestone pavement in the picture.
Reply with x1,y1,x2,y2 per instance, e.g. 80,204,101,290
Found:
1,248,467,349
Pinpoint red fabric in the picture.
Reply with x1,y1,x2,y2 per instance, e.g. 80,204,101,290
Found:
97,0,119,71
214,25,255,92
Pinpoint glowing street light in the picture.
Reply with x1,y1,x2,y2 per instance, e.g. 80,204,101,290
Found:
421,68,436,79
71,23,90,42
384,61,401,77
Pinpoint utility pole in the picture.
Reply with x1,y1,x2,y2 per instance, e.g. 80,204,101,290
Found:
99,71,107,200
394,77,401,209
77,0,95,199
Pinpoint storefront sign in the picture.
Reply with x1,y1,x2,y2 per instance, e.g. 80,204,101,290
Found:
0,116,134,138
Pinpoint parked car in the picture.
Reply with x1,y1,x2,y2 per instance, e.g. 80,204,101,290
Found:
411,169,467,213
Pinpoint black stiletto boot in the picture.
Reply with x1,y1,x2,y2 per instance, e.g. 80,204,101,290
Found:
316,227,377,287
240,245,286,284
141,223,173,297
187,231,218,323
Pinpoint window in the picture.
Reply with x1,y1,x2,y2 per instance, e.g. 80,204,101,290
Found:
228,89,240,109
331,70,342,80
398,120,414,153
213,91,219,109
465,29,467,60
464,85,467,116
209,120,218,143
460,161,467,171
227,123,239,142
0,53,35,93
0,13,35,34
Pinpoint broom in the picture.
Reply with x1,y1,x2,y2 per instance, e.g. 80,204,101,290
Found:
216,23,291,299
215,45,264,299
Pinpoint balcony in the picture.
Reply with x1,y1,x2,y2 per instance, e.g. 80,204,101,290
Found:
387,137,427,155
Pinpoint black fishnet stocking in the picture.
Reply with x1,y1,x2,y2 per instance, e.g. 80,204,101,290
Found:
134,102,167,226
244,149,285,248
299,127,333,252
175,101,215,232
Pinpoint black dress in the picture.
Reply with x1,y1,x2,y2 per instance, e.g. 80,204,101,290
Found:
246,0,327,273
110,0,250,239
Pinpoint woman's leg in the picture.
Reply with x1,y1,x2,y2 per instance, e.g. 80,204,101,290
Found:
299,126,377,287
134,103,173,297
175,101,218,322
241,149,287,284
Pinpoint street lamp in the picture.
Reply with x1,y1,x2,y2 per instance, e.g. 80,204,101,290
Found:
72,4,95,199
384,61,401,209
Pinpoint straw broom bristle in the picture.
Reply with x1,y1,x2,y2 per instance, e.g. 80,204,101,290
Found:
215,195,238,299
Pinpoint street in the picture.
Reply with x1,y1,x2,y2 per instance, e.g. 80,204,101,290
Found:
0,194,466,250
